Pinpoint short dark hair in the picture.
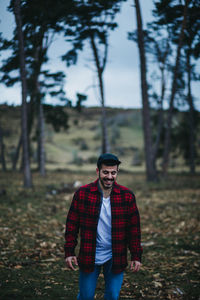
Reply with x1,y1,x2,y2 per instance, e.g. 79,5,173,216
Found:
97,153,121,169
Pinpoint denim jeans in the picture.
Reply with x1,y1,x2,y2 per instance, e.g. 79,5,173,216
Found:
77,259,124,300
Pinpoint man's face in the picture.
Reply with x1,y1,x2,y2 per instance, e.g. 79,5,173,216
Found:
96,164,118,191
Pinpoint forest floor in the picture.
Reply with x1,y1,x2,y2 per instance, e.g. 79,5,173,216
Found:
0,170,200,300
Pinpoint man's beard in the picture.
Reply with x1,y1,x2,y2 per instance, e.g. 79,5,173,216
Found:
99,176,114,190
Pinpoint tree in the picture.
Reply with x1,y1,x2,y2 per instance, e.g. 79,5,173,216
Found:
132,0,195,178
150,39,171,168
149,0,190,174
37,97,45,176
161,0,190,175
13,0,32,187
90,29,110,153
186,47,196,174
133,0,157,181
148,0,200,175
1,0,70,173
183,0,200,174
75,93,87,112
0,123,6,171
174,111,200,167
62,0,124,154
129,27,172,174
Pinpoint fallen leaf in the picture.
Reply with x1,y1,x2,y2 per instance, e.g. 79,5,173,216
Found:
153,281,163,288
14,265,23,269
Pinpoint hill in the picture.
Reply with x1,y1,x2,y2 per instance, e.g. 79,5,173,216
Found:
0,104,199,173
0,105,144,172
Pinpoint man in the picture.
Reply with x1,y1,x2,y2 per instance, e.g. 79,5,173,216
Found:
64,153,142,300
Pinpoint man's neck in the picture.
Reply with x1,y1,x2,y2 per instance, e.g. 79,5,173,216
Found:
99,181,111,198
102,190,111,199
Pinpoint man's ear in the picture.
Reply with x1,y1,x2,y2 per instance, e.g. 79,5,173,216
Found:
96,167,99,176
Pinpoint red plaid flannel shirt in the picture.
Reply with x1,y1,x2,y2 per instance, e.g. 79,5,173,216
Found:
64,179,143,273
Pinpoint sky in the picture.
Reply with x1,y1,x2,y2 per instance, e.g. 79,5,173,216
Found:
0,0,199,110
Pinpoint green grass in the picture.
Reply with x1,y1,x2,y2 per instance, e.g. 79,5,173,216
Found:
0,171,199,299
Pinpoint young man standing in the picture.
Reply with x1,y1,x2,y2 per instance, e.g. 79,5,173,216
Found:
64,153,143,300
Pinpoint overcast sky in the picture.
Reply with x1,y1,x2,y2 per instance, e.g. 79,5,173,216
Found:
3,0,198,110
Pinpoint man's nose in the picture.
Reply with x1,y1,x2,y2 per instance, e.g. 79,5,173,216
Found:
107,173,112,179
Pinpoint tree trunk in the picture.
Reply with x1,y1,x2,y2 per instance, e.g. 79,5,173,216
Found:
90,34,109,154
134,0,157,181
162,0,189,175
28,32,45,147
186,49,195,174
27,96,36,153
38,101,45,176
12,100,34,171
0,125,7,171
101,107,109,154
152,64,166,167
13,0,32,187
12,134,22,170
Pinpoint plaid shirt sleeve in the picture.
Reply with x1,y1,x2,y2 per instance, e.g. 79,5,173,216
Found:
127,192,143,262
64,190,80,258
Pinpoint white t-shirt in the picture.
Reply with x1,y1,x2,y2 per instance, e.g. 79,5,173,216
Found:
95,196,112,265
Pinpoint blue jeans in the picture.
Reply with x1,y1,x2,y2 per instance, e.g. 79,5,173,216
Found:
77,259,124,300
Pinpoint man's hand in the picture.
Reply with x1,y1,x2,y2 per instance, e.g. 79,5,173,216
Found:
130,260,141,272
65,256,78,271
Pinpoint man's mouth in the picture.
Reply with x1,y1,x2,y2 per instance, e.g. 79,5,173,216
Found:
104,179,113,184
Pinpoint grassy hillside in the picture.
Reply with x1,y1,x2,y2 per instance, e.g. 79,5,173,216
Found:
0,105,145,171
0,104,199,172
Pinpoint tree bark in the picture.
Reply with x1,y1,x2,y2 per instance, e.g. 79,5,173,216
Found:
34,33,47,175
162,0,189,175
12,99,35,171
186,49,195,174
13,0,32,187
134,0,157,181
12,134,22,170
0,125,7,171
90,34,109,154
152,40,170,169
152,72,165,169
152,67,169,170
38,101,45,176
